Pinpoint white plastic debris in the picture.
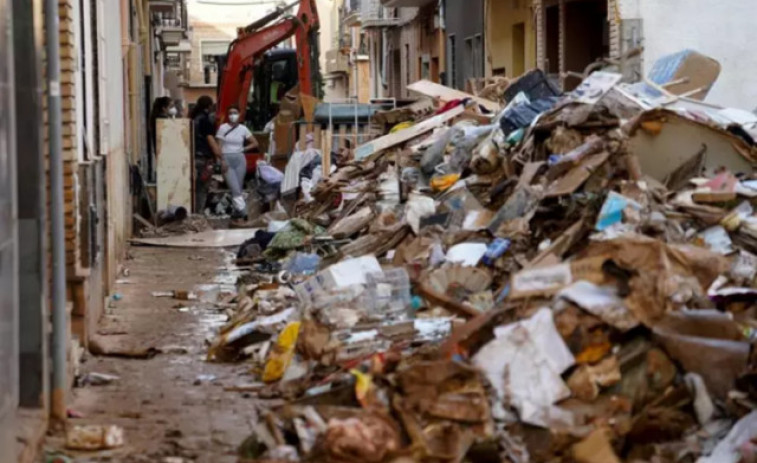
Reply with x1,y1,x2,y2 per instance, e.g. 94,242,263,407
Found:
558,281,638,331
473,308,575,428
445,242,488,267
698,410,757,463
405,192,436,234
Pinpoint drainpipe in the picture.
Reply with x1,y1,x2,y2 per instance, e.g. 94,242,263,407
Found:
129,44,141,165
136,0,151,76
45,0,67,421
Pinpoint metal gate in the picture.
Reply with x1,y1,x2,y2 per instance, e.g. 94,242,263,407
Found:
0,0,19,456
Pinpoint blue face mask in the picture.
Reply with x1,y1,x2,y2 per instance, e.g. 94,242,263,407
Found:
209,112,217,124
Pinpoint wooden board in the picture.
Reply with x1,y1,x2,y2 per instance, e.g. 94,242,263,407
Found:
301,93,318,125
156,118,192,211
354,105,465,160
407,80,501,113
338,125,346,149
322,129,332,178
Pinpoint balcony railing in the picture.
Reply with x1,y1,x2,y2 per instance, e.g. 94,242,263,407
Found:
361,1,401,28
150,0,188,48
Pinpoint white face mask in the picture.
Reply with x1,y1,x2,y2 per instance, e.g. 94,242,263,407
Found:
229,113,240,123
168,106,178,116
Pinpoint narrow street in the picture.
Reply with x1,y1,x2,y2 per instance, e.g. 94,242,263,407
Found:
43,247,255,462
5,1,757,461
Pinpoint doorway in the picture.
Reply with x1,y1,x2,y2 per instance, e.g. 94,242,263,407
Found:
512,22,526,77
563,0,608,89
545,5,559,75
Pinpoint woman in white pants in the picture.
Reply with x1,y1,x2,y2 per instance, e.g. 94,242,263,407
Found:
216,105,258,220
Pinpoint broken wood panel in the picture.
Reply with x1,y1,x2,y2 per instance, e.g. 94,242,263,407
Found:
297,124,307,151
322,129,332,178
313,125,322,149
354,105,465,160
545,151,611,198
338,125,346,150
407,79,500,113
156,119,192,211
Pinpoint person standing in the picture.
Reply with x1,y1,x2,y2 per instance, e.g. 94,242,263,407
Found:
149,96,173,160
216,105,258,220
191,95,220,213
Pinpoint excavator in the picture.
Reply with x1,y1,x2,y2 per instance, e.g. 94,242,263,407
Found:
214,0,322,131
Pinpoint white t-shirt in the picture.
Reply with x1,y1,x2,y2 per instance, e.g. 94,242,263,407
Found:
216,123,252,155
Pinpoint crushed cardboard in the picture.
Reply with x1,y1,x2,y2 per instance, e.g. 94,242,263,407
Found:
196,68,757,463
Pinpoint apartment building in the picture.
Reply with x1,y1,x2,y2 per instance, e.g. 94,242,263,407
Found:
330,0,445,101
182,0,278,106
1,0,189,456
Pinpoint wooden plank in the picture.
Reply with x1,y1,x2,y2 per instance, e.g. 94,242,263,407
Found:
322,129,332,178
273,111,295,156
301,93,318,125
407,79,500,113
338,125,346,149
313,125,322,148
133,213,155,231
354,104,465,160
156,119,192,211
298,124,306,151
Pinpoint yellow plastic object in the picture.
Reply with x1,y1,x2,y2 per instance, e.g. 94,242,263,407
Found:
351,369,373,407
390,121,414,133
575,341,612,365
430,173,461,192
262,321,302,382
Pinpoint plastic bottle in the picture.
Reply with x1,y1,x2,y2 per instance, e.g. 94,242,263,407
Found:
480,238,511,266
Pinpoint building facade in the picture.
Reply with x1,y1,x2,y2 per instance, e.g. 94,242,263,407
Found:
485,0,537,78
1,0,182,455
610,0,757,108
182,0,276,106
330,0,445,101
485,0,757,107
444,0,484,90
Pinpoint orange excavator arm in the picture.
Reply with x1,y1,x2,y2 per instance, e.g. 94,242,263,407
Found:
216,0,319,124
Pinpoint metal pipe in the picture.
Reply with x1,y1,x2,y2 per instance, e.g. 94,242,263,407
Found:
45,0,67,420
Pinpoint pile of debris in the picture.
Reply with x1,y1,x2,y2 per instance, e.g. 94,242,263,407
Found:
209,60,757,462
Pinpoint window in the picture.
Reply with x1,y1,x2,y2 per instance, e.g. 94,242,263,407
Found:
200,40,230,85
420,54,430,80
447,34,456,88
464,34,483,84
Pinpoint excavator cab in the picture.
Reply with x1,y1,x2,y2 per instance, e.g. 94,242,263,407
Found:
214,49,298,132
248,49,299,131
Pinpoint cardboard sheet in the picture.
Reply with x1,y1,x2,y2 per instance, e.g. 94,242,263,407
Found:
407,80,500,113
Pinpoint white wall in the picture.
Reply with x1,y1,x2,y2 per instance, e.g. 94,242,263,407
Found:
316,0,338,71
620,0,757,109
187,0,273,25
97,0,129,286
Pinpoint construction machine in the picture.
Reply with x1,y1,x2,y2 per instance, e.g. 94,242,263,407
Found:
215,0,321,131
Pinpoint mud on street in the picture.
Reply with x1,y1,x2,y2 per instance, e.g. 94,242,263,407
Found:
43,247,259,462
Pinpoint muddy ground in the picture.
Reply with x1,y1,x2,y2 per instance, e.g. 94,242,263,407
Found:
43,246,260,462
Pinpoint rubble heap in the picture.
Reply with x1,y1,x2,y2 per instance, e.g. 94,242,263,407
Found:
209,68,757,462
